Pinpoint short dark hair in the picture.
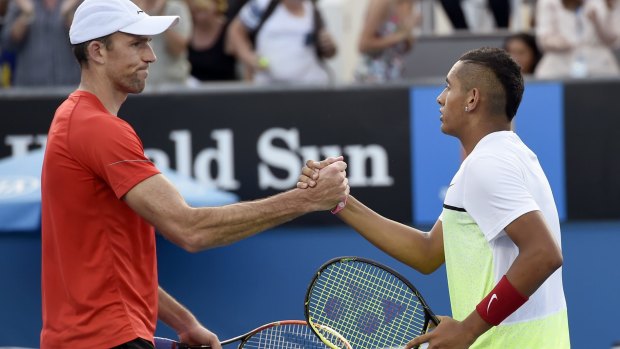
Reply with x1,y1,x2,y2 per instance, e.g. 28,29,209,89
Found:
458,47,524,121
72,35,113,67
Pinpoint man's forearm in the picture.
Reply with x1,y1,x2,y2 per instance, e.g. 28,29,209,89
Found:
337,196,445,274
158,287,200,335
180,188,319,250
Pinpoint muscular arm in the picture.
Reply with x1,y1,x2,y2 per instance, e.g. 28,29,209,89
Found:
503,210,563,296
338,196,445,274
460,211,563,341
124,162,347,252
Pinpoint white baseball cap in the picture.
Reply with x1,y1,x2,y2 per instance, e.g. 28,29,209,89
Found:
69,0,179,45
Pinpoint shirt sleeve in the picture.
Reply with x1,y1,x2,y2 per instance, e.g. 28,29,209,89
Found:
238,0,271,30
69,115,160,199
462,153,540,241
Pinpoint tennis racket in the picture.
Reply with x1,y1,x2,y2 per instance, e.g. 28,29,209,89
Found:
154,320,352,349
304,256,439,349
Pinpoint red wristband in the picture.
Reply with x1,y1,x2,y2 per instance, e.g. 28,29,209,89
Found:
331,196,348,214
475,275,528,326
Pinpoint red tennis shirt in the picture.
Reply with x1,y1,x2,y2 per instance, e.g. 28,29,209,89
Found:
41,91,161,348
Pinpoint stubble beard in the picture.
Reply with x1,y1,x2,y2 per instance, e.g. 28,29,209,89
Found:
120,73,146,94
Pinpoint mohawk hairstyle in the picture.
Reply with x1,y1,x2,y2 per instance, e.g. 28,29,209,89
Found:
458,47,524,121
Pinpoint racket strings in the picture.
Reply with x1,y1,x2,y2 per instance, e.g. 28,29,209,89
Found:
309,261,427,349
242,323,345,349
313,268,422,348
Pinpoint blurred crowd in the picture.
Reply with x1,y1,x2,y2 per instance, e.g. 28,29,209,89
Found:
0,0,619,89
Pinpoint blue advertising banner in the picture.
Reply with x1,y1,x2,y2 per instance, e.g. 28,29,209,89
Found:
411,86,462,224
513,82,566,221
411,82,566,224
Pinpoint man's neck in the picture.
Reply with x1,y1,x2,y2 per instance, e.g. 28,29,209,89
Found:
460,121,511,156
77,73,127,116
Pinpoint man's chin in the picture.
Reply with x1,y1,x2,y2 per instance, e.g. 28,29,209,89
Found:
125,81,146,94
440,125,451,136
131,86,146,94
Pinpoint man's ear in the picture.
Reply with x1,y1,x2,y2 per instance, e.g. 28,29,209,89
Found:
466,87,481,113
87,40,107,65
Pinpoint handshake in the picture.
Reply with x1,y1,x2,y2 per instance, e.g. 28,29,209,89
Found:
295,156,350,215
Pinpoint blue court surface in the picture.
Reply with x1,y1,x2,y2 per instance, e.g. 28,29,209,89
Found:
0,221,618,348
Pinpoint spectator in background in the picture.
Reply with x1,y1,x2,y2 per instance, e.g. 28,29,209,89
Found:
487,0,510,28
1,0,82,87
609,0,620,48
0,0,13,87
503,32,542,75
439,0,510,30
354,0,421,83
187,0,238,82
132,0,193,86
0,0,7,31
535,0,619,78
226,0,337,85
439,0,468,30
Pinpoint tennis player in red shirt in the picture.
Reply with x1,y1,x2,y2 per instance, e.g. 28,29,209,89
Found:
40,0,349,348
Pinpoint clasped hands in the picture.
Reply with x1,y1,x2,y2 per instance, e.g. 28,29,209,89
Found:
296,156,349,213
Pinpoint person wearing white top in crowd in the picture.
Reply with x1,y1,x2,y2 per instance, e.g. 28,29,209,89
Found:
535,0,619,78
226,0,336,85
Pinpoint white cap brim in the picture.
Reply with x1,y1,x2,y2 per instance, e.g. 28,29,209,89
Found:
119,15,179,37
